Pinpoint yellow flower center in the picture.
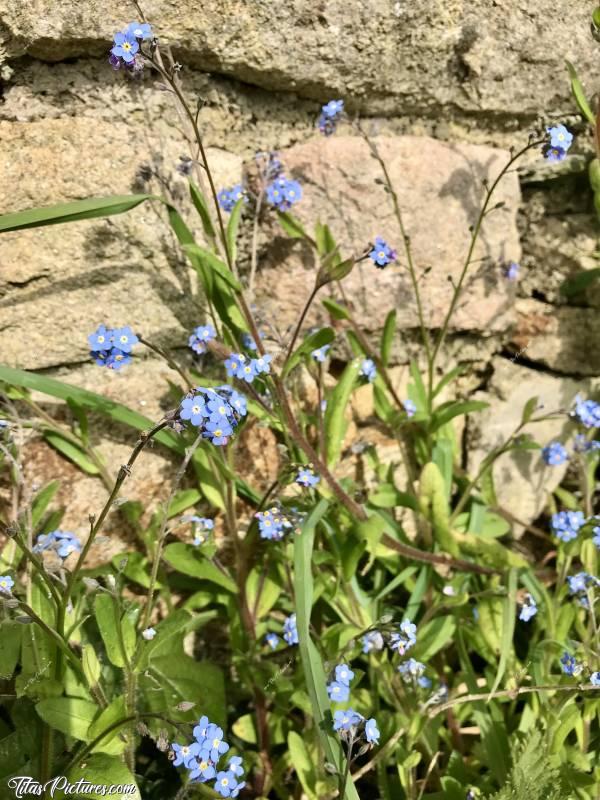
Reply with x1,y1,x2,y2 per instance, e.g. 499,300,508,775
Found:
122,42,132,51
97,335,105,343
192,405,201,414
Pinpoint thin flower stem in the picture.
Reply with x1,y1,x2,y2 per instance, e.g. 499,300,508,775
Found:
428,682,598,718
285,284,320,362
138,334,194,390
249,188,264,293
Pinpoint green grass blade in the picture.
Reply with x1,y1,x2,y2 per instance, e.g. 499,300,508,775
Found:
294,500,361,800
488,567,518,698
0,195,153,233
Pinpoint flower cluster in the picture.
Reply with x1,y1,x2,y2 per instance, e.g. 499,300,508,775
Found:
283,613,299,645
544,124,574,163
266,176,302,210
572,394,600,429
224,352,272,383
33,530,82,559
189,324,216,355
360,358,377,383
389,619,417,655
398,658,431,688
254,505,299,540
317,99,344,136
178,386,247,446
88,325,139,371
567,571,599,608
519,593,537,622
0,575,14,594
327,663,355,702
551,510,585,543
560,652,582,677
296,466,320,488
369,237,396,268
333,710,379,746
109,21,153,71
171,715,245,797
573,434,600,454
182,515,215,546
542,441,568,466
217,185,246,213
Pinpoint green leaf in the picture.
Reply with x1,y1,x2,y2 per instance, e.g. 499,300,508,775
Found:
94,594,136,669
418,462,459,556
282,327,335,379
317,257,354,287
322,297,350,321
408,361,428,411
560,267,600,297
278,211,308,239
0,622,23,679
521,396,539,425
192,446,226,510
43,431,100,475
380,310,396,367
288,731,318,799
30,480,61,530
566,61,596,125
432,364,467,398
163,542,236,593
226,198,244,266
324,359,361,467
82,644,102,690
431,400,489,433
245,567,281,619
182,243,241,291
189,181,216,241
412,615,456,661
0,195,153,234
88,696,127,755
36,697,98,741
488,568,518,697
0,366,181,453
293,501,360,800
65,754,141,800
315,221,337,258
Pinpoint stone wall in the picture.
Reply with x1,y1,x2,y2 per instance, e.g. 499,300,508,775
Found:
1,1,599,540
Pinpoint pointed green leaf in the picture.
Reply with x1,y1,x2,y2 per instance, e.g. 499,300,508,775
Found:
163,542,236,593
380,310,396,367
189,181,216,241
324,359,361,467
35,697,98,741
43,431,100,475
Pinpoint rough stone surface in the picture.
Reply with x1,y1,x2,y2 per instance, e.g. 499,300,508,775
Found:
1,1,598,119
467,358,600,530
257,135,520,337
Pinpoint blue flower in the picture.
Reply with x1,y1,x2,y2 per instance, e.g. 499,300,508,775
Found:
218,189,235,212
390,619,417,655
204,416,234,446
172,742,200,768
193,716,211,747
361,630,384,654
238,360,257,383
265,633,279,650
224,353,246,378
547,124,573,151
551,510,585,543
142,627,156,640
360,358,377,383
267,177,302,210
296,466,320,488
219,388,247,417
111,32,139,63
318,100,344,135
335,664,354,686
567,572,590,595
545,146,567,163
189,756,216,782
203,724,230,762
254,506,294,540
327,680,350,702
229,184,246,204
333,709,362,732
283,613,299,645
311,344,331,362
542,441,568,466
180,395,208,427
573,434,600,453
227,756,244,777
0,575,14,594
590,672,600,686
369,237,396,268
106,349,132,371
189,324,216,355
364,718,380,744
214,770,242,798
519,593,537,622
126,21,153,40
560,652,582,676
403,399,416,418
398,658,426,682
283,180,302,205
504,261,520,281
33,530,81,559
252,354,272,375
418,675,433,688
572,394,600,428
593,527,600,548
112,326,139,353
88,324,113,352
